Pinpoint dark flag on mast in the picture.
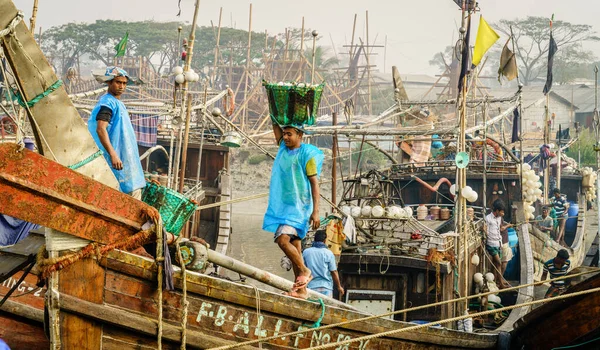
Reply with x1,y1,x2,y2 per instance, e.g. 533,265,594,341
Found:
452,0,476,10
457,14,472,93
498,37,518,83
543,31,558,95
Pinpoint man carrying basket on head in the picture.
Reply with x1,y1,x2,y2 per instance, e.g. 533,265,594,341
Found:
262,100,324,299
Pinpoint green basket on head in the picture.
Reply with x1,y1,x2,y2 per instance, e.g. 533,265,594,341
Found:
263,80,325,127
141,182,198,236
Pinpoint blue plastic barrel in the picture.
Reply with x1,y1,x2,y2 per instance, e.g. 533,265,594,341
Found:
565,201,579,233
507,228,518,248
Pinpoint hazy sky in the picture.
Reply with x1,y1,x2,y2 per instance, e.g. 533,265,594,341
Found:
12,0,600,77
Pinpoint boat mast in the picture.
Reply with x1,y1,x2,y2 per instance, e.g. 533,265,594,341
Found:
457,0,470,316
29,0,38,34
177,0,201,193
594,65,600,267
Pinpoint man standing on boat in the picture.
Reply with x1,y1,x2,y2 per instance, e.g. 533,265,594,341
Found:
263,123,323,299
551,188,569,246
484,200,512,288
88,67,145,199
535,206,554,236
303,230,344,299
541,249,571,298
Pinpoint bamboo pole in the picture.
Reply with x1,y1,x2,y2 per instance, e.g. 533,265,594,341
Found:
544,93,550,203
331,112,338,211
242,3,252,131
210,7,223,87
310,30,318,84
300,17,305,54
365,10,372,116
29,0,39,34
179,95,193,193
174,0,201,192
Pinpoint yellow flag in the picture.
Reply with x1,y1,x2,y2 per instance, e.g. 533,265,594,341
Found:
472,15,499,67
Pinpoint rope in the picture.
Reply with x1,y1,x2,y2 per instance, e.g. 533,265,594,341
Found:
250,285,263,349
37,227,155,280
207,268,600,350
306,285,600,350
0,11,23,38
12,80,63,108
67,150,103,170
5,28,49,89
175,241,189,349
303,298,326,329
156,220,164,350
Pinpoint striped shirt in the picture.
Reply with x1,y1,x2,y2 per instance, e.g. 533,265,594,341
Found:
543,258,571,287
551,195,568,217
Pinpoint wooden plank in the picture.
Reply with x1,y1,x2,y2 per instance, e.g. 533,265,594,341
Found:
0,144,150,245
60,293,257,349
0,270,45,310
101,252,497,348
59,257,104,349
103,325,181,350
0,313,48,349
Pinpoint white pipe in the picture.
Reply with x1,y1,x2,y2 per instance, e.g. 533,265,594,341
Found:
206,248,357,311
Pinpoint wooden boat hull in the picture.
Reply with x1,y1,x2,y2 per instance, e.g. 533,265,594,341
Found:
0,271,47,349
510,269,600,349
72,251,499,349
2,249,499,349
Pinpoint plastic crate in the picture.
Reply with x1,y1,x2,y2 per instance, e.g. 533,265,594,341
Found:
141,182,198,235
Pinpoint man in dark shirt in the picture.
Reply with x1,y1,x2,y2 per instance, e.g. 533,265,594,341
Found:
551,188,569,247
541,249,571,298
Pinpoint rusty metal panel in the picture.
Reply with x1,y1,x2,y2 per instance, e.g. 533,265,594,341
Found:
0,143,148,244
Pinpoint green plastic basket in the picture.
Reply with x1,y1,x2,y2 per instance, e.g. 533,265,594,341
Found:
141,182,198,236
263,80,325,127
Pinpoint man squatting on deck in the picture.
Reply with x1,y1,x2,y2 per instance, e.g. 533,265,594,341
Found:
88,67,145,199
303,230,344,298
541,249,571,298
484,199,512,289
263,122,324,299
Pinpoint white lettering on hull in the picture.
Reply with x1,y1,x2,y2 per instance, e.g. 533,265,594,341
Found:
195,302,371,349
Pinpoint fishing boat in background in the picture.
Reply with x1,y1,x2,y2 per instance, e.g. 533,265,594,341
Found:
0,1,503,348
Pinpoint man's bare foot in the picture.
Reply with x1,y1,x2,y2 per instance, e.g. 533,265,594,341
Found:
283,287,308,299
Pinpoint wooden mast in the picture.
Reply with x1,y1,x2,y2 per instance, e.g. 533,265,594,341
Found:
177,0,201,193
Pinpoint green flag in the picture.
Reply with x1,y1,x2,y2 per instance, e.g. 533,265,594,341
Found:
114,32,129,57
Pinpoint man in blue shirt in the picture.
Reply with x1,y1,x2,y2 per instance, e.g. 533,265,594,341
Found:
541,249,571,298
89,67,145,199
551,188,569,246
302,230,344,298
